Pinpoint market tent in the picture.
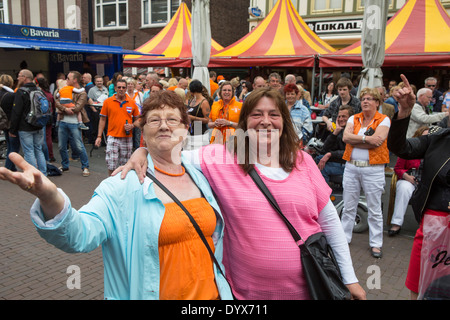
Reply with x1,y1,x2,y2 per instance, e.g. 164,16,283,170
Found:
209,0,335,68
124,2,223,68
319,0,450,68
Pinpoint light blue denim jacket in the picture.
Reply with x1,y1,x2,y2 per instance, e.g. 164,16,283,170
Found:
30,154,233,300
289,100,313,141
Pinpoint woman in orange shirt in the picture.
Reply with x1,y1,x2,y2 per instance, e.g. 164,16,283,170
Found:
208,81,242,144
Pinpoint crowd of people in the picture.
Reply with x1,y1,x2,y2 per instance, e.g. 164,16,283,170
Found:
0,68,448,300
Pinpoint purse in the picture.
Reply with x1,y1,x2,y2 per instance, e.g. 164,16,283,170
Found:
248,168,352,300
145,169,231,293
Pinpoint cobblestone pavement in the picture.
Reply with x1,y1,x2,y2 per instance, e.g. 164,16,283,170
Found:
0,145,416,300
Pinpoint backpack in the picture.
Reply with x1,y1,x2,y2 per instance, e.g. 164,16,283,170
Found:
0,93,10,130
46,163,62,176
20,87,51,128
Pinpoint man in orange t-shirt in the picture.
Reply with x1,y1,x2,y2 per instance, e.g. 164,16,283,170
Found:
95,79,140,175
209,71,219,96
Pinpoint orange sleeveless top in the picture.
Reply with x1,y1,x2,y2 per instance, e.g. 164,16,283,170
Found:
158,198,219,300
209,97,242,144
342,111,390,165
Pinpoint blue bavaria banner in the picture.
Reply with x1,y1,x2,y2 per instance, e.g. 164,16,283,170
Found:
0,23,81,42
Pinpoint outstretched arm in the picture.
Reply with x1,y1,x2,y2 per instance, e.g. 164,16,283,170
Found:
0,153,65,220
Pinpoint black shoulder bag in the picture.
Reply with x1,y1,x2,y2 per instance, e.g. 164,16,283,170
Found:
145,169,231,293
248,168,351,300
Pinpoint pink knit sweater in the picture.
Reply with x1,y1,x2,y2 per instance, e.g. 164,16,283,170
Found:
200,144,331,300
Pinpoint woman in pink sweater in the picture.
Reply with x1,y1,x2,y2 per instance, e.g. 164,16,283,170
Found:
117,87,366,300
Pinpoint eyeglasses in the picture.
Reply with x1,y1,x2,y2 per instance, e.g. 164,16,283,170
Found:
116,86,126,89
146,117,182,127
361,97,376,102
426,84,436,88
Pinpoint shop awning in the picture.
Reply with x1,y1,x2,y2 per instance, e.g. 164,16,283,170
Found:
319,0,450,68
124,3,223,68
0,39,31,49
0,37,159,56
209,0,336,68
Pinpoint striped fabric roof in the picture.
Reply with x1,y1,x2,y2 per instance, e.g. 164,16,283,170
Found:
209,0,335,67
124,3,223,67
319,0,450,68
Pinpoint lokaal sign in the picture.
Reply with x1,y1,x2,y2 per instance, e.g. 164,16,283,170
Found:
0,23,81,42
308,19,363,34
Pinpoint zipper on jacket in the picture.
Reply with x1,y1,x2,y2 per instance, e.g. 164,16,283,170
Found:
420,157,450,214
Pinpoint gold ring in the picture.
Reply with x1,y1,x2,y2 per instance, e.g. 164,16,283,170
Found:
25,184,33,191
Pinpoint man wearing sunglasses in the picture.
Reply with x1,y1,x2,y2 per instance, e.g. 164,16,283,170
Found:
424,77,444,113
95,79,140,176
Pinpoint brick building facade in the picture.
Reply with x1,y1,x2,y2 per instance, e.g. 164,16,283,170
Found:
3,0,249,50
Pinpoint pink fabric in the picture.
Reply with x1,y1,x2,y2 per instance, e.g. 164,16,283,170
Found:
200,144,331,299
394,157,421,180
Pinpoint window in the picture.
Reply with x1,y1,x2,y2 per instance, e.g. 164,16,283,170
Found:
96,0,128,29
357,0,393,11
311,0,343,14
0,0,5,23
142,0,180,27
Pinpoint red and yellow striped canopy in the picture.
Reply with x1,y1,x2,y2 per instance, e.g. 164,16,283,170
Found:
124,3,223,68
209,0,335,67
319,0,450,68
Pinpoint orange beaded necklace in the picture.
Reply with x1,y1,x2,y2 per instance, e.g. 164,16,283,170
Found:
154,165,186,177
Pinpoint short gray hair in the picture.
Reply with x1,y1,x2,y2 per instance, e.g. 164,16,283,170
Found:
417,87,432,98
284,74,296,84
424,77,437,84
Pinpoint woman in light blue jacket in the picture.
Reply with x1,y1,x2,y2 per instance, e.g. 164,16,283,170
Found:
0,91,233,300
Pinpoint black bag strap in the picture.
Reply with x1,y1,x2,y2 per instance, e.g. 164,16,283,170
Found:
248,168,304,245
145,169,227,279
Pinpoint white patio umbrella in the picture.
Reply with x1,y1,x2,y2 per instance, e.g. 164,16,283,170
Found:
357,0,388,96
191,0,211,94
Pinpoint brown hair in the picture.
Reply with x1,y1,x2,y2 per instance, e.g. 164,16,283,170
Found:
139,90,190,127
413,125,429,138
0,74,14,87
336,77,353,90
69,71,82,85
229,87,302,174
338,104,354,116
218,81,235,100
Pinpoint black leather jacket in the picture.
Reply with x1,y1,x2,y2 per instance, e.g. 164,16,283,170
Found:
388,114,450,223
321,129,346,164
9,83,41,135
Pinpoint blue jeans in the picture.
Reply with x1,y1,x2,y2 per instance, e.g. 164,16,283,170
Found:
316,154,345,183
4,129,21,171
41,127,49,161
18,130,47,175
321,162,345,183
58,121,89,170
